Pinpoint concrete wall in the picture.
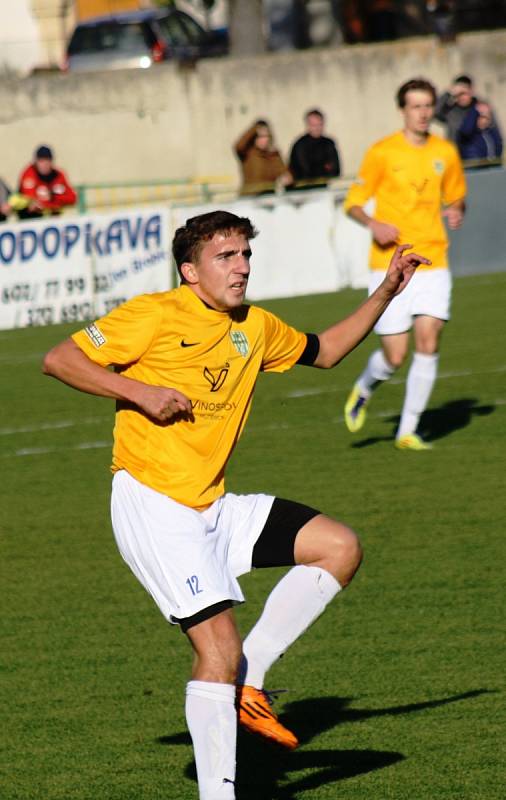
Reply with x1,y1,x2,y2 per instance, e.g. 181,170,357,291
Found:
0,30,505,189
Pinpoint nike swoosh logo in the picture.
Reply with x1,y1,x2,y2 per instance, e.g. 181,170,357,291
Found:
180,340,200,347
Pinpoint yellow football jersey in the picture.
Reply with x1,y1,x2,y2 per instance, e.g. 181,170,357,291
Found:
344,131,466,270
72,285,307,509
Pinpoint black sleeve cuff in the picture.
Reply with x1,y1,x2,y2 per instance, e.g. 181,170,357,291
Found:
296,333,320,366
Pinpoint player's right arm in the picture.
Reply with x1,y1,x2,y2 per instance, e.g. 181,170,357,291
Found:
43,296,192,422
42,338,191,422
347,206,399,246
344,143,399,246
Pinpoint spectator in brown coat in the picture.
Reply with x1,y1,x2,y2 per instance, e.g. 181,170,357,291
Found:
234,120,292,196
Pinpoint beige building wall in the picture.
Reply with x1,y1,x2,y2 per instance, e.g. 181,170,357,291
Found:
0,30,504,189
29,0,76,68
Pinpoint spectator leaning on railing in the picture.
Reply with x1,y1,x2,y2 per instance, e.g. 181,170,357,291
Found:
435,75,478,143
0,177,13,222
12,145,77,219
288,108,341,190
234,120,293,196
456,103,503,164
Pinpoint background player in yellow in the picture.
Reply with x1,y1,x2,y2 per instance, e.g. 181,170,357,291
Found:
344,78,466,450
43,210,429,800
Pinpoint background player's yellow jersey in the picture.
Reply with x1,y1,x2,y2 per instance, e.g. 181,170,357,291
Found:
73,285,307,509
344,131,466,271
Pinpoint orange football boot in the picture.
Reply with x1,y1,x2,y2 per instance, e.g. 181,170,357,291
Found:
237,685,298,750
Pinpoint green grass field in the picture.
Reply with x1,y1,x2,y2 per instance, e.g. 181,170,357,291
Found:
1,272,505,800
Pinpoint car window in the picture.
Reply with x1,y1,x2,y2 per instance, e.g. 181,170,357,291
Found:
157,15,191,47
68,22,150,55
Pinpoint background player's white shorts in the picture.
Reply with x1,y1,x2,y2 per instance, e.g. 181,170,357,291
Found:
111,470,274,624
369,268,452,335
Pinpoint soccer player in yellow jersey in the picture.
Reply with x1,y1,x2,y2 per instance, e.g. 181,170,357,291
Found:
344,78,466,450
43,210,429,800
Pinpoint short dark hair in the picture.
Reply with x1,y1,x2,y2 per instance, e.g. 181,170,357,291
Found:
396,78,437,108
305,108,324,121
172,210,258,278
453,75,472,86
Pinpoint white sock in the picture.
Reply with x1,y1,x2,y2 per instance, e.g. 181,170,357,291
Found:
240,565,342,689
397,352,439,438
357,349,396,398
185,681,236,800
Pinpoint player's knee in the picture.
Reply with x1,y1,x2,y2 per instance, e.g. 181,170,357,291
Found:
386,351,406,370
334,527,363,586
316,522,362,587
416,340,439,356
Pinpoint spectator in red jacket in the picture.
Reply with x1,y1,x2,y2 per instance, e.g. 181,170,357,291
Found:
17,145,77,219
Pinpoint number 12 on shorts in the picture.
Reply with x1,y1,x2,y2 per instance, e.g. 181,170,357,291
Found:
186,575,203,596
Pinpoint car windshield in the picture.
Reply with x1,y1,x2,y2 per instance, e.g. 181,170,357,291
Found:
157,15,192,46
177,14,207,45
68,22,149,55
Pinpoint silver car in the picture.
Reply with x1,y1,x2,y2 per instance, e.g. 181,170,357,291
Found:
63,8,228,72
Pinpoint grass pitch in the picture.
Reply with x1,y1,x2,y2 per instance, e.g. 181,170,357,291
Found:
1,272,504,799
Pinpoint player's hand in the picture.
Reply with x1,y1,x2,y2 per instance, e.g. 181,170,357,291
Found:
383,244,431,296
443,206,464,229
135,385,193,423
368,219,400,247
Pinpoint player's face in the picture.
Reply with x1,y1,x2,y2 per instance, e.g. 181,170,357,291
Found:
187,231,251,311
402,90,435,136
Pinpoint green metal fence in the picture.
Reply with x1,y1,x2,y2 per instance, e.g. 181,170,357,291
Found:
76,176,238,213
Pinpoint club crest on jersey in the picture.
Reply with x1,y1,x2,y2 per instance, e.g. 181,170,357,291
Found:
230,330,249,357
433,159,445,174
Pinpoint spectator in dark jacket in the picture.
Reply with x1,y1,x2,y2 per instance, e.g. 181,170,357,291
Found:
457,102,503,163
289,109,341,189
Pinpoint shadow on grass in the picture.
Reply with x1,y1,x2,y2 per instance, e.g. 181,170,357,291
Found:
236,744,404,799
419,397,494,442
351,397,494,449
157,688,491,798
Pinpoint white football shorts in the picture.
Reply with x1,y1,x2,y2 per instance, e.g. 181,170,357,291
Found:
110,470,274,624
369,268,452,336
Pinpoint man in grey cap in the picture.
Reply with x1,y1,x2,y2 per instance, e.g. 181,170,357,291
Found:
435,75,477,142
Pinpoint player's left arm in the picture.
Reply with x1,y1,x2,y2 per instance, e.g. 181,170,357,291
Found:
312,245,430,369
443,198,466,229
441,145,467,230
48,170,77,210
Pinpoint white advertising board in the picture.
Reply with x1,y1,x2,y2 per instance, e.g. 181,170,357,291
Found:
170,192,370,301
0,208,172,330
